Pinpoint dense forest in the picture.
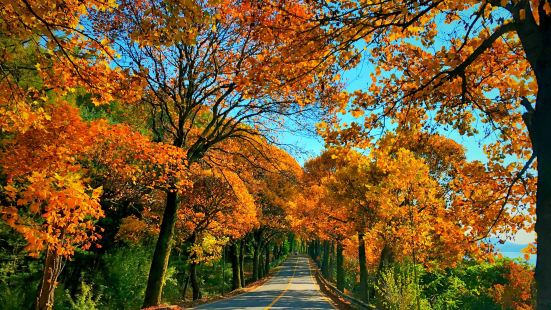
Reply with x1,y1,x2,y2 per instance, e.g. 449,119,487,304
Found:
1,0,549,309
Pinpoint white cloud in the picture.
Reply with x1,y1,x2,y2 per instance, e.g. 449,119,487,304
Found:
511,229,536,244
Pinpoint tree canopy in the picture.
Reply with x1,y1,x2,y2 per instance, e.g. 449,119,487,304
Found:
0,0,545,309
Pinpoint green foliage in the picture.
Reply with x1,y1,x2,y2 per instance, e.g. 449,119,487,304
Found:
162,263,183,302
343,257,359,293
198,258,232,296
0,222,41,309
91,245,183,309
421,260,507,310
375,263,430,310
94,245,152,309
53,284,72,309
66,281,102,310
281,239,291,256
270,254,288,269
75,92,127,124
0,35,43,90
74,91,151,136
423,273,468,310
0,285,37,310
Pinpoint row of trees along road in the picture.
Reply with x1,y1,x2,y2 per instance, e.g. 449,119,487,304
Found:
0,0,344,308
288,122,535,308
310,0,550,307
1,0,549,308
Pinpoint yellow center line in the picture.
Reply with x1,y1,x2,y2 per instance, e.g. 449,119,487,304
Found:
263,257,299,310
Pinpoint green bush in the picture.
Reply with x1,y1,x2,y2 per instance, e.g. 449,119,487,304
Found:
0,222,41,309
66,281,102,310
95,245,152,310
0,285,37,310
421,260,506,310
375,263,430,310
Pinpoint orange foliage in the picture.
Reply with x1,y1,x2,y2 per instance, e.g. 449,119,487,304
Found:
289,122,535,270
0,103,190,258
0,0,143,135
491,261,535,310
1,103,106,257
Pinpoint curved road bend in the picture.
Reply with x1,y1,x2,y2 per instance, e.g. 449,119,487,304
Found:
194,255,335,309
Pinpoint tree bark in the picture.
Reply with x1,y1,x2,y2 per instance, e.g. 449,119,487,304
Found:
513,9,551,309
230,243,241,290
315,239,321,263
289,234,294,253
239,240,245,287
252,245,260,281
261,251,266,278
273,244,279,260
336,241,345,291
143,191,179,307
36,249,63,310
182,275,190,300
534,66,551,310
358,232,369,302
264,243,270,275
378,243,394,273
308,241,315,258
190,262,202,300
328,241,335,281
321,240,330,277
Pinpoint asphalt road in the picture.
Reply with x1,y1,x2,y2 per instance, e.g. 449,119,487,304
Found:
194,255,335,309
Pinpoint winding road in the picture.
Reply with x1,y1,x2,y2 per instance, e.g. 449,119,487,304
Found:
194,255,336,309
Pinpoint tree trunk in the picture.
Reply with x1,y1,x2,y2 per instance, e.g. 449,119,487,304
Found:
358,232,369,302
378,243,394,273
314,239,321,263
252,245,260,281
328,241,335,281
230,243,241,290
190,262,202,300
143,191,179,307
273,244,279,260
36,249,63,310
514,12,551,309
289,234,294,253
308,241,314,258
260,251,266,278
336,241,345,291
264,243,270,275
321,240,330,277
239,240,245,287
535,68,551,309
182,275,190,300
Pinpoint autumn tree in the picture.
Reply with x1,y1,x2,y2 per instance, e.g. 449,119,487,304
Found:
0,2,147,307
214,139,303,284
288,149,356,291
0,104,105,310
307,0,549,305
317,148,445,302
292,122,533,303
173,167,256,300
376,118,535,257
491,261,535,309
0,99,191,309
91,0,343,306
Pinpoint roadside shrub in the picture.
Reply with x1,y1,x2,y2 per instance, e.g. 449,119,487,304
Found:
375,263,430,310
